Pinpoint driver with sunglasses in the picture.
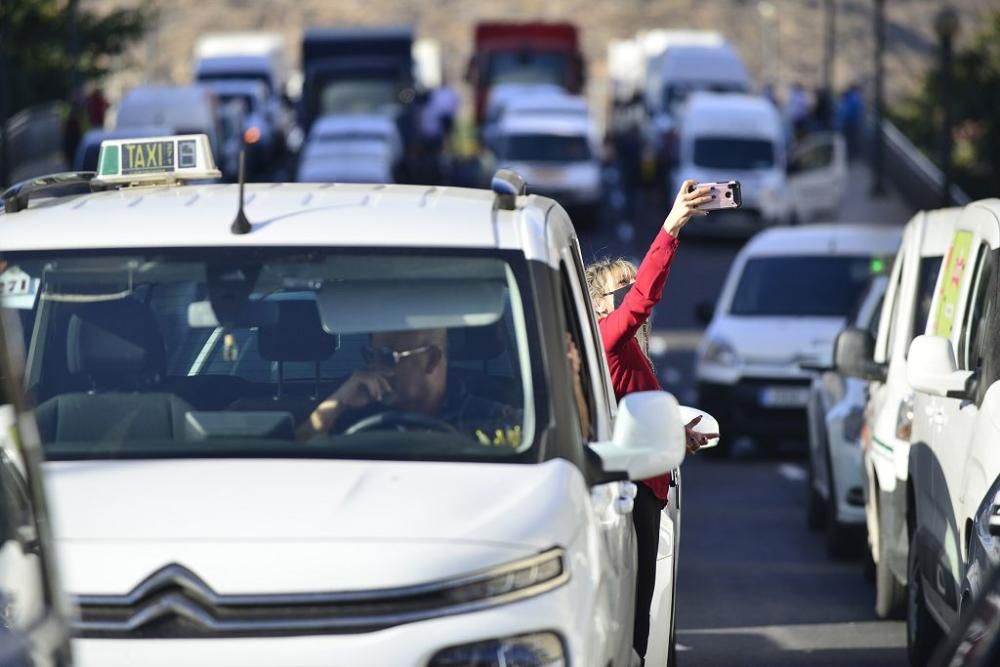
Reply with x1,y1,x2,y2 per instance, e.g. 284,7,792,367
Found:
298,327,560,444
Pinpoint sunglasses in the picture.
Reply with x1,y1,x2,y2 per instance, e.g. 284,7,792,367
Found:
362,344,436,368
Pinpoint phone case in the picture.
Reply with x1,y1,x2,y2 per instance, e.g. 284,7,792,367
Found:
689,181,742,210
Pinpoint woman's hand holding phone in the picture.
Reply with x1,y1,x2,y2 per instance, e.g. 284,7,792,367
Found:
663,180,713,238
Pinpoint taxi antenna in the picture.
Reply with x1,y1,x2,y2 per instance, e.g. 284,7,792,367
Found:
231,128,261,235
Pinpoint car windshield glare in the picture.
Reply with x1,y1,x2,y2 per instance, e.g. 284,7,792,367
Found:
1,250,535,463
502,134,591,163
693,136,775,170
730,256,877,317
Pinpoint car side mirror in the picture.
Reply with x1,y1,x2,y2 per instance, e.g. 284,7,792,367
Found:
590,391,686,480
695,301,714,326
678,405,720,449
906,335,974,399
834,327,886,382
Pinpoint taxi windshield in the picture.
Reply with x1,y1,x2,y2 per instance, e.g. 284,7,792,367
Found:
502,134,591,163
1,250,537,463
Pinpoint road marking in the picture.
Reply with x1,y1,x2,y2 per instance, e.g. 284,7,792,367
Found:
777,463,807,482
677,621,904,651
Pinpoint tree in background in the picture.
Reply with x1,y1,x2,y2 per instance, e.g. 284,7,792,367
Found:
0,0,156,114
890,8,1000,199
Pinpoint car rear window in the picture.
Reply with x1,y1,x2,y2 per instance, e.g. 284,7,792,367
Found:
730,255,876,317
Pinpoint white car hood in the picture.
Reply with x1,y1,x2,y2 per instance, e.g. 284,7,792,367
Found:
45,458,586,595
708,315,844,367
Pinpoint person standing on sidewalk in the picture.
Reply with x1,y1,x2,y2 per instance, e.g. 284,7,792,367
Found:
587,179,717,661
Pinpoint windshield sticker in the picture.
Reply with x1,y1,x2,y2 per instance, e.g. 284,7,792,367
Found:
0,266,40,310
934,230,973,338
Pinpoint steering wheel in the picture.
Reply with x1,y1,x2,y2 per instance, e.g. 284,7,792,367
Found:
343,410,458,435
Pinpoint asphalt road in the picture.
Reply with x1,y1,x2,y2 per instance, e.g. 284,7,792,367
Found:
577,173,909,666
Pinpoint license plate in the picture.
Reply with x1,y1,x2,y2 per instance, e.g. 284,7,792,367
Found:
759,386,810,408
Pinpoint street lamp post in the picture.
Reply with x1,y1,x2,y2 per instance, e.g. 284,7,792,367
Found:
870,0,886,196
935,6,960,207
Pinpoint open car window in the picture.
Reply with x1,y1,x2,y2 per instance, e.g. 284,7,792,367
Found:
1,250,538,463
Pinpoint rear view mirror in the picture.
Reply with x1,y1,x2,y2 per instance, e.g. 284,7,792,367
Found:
907,335,974,398
834,327,886,382
590,390,685,480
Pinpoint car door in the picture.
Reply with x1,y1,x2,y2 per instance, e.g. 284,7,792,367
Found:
560,239,636,664
787,132,847,222
920,207,999,625
0,311,72,666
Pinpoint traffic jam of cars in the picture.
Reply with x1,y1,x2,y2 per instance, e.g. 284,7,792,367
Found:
0,14,995,667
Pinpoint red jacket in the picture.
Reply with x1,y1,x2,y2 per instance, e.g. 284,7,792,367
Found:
599,229,679,501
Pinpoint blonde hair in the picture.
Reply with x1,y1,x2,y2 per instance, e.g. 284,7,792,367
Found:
585,257,653,370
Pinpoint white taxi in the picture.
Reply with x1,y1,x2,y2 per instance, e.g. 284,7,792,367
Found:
0,135,694,666
905,199,1000,663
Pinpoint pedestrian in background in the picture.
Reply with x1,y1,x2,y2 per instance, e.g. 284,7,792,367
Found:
837,83,864,161
586,180,717,661
785,82,810,140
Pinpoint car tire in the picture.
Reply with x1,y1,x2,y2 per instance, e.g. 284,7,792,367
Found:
825,449,857,560
907,529,943,666
874,497,905,619
806,461,826,531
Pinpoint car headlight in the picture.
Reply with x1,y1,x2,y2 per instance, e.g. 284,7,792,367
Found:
703,338,739,368
428,631,566,667
842,405,865,443
443,548,567,606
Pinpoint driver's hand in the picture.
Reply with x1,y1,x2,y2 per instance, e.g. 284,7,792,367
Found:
299,370,393,439
329,370,394,410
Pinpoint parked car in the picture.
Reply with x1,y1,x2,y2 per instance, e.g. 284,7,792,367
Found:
695,223,901,456
806,275,888,558
199,79,280,170
296,114,403,183
489,112,603,226
0,309,72,666
673,93,847,233
906,199,1000,664
0,136,705,666
833,207,956,619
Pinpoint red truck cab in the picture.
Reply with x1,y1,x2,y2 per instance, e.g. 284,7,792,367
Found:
467,21,585,126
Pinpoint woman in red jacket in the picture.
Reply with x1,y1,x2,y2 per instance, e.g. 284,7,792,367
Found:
587,179,715,661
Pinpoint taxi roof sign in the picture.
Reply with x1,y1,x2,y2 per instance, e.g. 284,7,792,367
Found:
93,134,222,185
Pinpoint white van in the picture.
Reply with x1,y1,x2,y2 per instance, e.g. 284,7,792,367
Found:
674,92,846,231
905,199,1000,663
641,37,747,166
492,112,603,225
193,32,289,98
115,86,231,179
833,207,956,619
695,224,901,456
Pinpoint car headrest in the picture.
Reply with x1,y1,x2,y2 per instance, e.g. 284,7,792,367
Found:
67,298,166,384
257,300,338,362
448,323,505,362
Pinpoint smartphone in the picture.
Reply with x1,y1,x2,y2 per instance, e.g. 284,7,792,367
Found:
688,180,742,210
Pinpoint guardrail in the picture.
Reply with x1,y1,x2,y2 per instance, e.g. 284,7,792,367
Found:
876,118,970,210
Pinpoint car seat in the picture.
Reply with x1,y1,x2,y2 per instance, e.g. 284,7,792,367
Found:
35,298,193,444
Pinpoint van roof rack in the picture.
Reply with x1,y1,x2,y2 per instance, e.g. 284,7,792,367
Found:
1,172,106,214
491,169,527,211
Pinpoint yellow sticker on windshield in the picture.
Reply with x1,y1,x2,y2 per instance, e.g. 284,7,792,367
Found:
934,230,973,338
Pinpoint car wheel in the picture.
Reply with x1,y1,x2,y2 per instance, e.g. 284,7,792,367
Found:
825,450,855,560
874,495,905,619
806,458,826,531
907,529,943,666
